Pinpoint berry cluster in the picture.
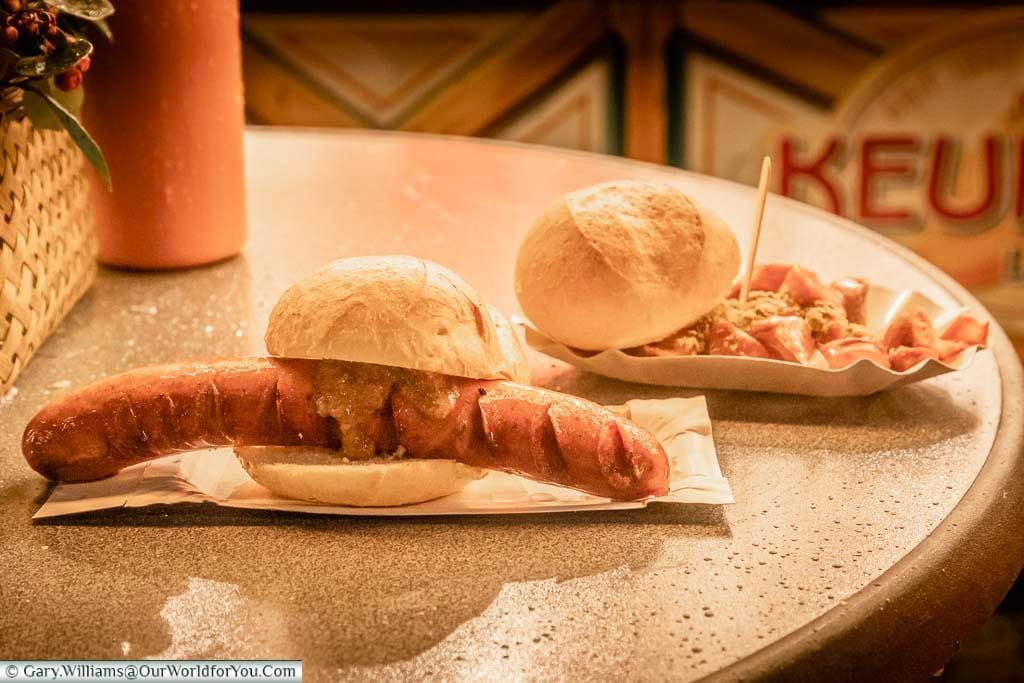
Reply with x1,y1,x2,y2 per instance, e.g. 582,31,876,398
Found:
54,52,87,89
0,0,91,90
0,0,111,183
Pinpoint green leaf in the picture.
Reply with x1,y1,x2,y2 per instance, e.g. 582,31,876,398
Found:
91,17,112,42
23,85,110,190
58,13,113,42
23,86,61,130
15,39,92,78
51,77,84,116
56,15,112,45
22,77,84,127
46,0,114,21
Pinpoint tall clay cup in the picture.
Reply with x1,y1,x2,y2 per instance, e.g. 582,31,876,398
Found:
84,0,247,269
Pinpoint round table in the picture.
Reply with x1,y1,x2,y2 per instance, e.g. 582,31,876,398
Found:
1,130,1022,681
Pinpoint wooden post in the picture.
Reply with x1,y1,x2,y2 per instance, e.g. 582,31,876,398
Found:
607,1,677,164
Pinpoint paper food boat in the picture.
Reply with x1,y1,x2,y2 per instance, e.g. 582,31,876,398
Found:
34,397,733,519
525,286,985,397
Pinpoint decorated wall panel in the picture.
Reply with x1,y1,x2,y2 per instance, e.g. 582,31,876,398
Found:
240,2,1024,334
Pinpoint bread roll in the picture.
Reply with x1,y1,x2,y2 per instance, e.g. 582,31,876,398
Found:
487,304,531,384
235,446,486,507
255,255,523,506
266,255,524,380
515,181,740,350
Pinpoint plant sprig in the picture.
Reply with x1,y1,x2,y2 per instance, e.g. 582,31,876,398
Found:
22,82,108,187
47,0,112,22
2,0,112,185
15,38,89,77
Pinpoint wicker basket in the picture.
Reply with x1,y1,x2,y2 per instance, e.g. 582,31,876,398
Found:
0,94,96,393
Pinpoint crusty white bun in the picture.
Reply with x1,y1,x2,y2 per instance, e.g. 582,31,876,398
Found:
486,303,531,384
250,255,529,507
515,181,741,350
235,447,487,507
266,254,524,381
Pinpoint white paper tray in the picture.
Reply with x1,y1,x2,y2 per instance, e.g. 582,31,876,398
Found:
34,397,732,519
525,287,985,397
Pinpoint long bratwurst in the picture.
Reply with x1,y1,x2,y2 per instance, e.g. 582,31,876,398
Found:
22,358,670,500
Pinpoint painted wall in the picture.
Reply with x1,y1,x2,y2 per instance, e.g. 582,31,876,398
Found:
240,3,1024,335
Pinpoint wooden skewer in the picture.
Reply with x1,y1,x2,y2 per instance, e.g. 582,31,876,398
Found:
740,156,772,303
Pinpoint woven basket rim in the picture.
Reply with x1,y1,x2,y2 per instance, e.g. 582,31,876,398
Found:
0,111,97,392
0,86,22,118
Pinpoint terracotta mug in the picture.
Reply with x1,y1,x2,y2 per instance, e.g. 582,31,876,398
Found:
84,0,247,269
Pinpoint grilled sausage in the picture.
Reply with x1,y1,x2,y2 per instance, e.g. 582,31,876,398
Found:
22,358,339,482
391,379,669,499
22,358,670,500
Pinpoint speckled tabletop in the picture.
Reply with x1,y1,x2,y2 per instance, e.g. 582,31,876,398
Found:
1,130,1022,682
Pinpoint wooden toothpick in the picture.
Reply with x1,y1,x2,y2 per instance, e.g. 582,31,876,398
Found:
740,156,772,303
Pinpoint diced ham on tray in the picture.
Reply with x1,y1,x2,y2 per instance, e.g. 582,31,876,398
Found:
888,345,941,372
942,312,990,347
748,316,818,364
706,321,771,358
628,262,989,371
780,266,844,308
831,278,868,326
819,338,890,370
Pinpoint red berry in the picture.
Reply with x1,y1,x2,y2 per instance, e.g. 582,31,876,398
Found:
75,55,90,73
54,69,81,91
1,25,16,45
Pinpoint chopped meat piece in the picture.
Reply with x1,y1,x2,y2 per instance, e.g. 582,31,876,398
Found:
941,312,989,347
847,322,873,339
706,320,772,358
808,350,830,370
749,263,794,292
748,316,817,364
780,265,844,307
936,339,970,361
627,316,714,357
628,331,704,357
619,263,984,373
820,338,890,370
816,322,846,344
832,277,869,325
883,308,968,360
888,345,940,371
729,263,794,297
803,299,849,343
717,290,800,330
882,308,937,350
